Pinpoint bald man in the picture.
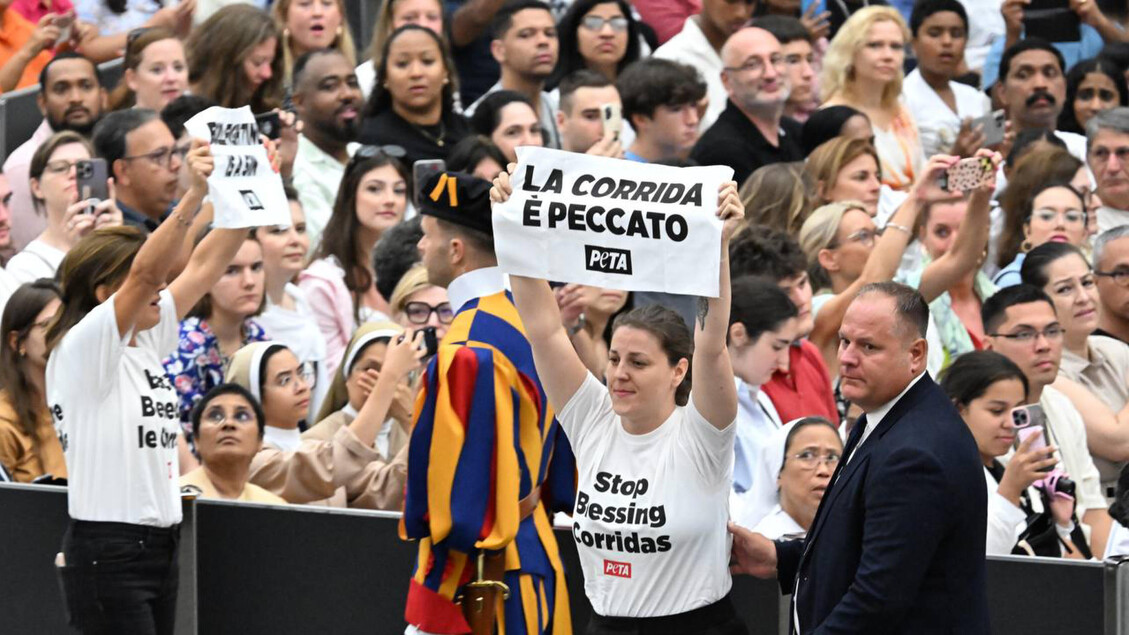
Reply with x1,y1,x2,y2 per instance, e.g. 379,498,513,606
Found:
690,27,802,185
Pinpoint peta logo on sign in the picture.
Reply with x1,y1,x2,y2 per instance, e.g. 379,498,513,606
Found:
603,560,632,578
585,245,632,275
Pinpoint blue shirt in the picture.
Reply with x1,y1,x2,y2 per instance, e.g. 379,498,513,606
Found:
624,150,648,163
981,25,1103,89
993,252,1026,288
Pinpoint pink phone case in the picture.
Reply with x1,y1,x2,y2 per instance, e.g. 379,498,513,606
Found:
945,157,992,192
1017,425,1047,453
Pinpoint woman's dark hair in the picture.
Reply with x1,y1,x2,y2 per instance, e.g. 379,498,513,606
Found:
190,383,267,442
364,24,458,118
0,280,61,448
730,276,799,343
469,90,535,137
1005,129,1066,169
186,5,283,112
939,350,1029,408
611,304,693,406
314,151,409,322
801,105,866,156
1022,180,1087,228
47,226,146,353
548,0,641,89
1020,241,1088,289
1059,57,1129,133
446,135,508,175
780,416,841,470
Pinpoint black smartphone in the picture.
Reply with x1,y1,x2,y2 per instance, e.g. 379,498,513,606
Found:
255,110,282,140
421,326,439,358
1023,0,1081,42
75,158,109,214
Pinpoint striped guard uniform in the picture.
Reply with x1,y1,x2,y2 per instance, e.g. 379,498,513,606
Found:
402,289,576,635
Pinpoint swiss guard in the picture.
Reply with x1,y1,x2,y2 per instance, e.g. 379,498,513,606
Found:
402,172,576,635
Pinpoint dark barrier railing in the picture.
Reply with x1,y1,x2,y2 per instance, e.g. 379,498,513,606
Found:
1,483,1123,634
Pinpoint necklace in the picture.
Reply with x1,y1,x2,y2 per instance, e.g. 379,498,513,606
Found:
411,119,446,147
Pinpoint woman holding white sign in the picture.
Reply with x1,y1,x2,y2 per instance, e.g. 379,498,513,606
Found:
493,169,748,634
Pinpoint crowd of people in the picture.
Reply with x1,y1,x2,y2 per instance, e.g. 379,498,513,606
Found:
4,0,1129,632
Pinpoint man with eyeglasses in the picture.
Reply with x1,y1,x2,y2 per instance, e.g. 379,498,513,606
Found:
1086,107,1129,233
290,48,363,255
655,0,756,132
466,0,561,149
5,52,105,255
982,284,1113,555
690,26,801,187
1095,226,1129,345
91,109,184,232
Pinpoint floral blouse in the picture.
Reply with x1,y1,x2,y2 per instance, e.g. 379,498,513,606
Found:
163,316,268,436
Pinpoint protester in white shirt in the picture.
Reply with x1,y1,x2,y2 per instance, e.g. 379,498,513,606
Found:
726,277,798,528
253,189,329,418
904,0,991,159
499,167,749,630
10,131,123,284
751,417,843,540
48,141,256,634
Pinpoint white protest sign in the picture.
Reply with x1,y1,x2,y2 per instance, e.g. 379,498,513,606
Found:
492,147,732,297
183,106,289,229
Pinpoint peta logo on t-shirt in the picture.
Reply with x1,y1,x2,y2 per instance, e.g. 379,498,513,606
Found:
603,560,631,578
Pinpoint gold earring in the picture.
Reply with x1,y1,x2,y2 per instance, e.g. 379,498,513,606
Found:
1021,240,1033,252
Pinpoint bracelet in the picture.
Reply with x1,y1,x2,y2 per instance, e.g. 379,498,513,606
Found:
885,223,912,235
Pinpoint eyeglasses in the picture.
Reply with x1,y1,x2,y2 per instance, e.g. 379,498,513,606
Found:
986,325,1066,344
1096,268,1129,286
201,406,257,427
346,144,407,172
1029,208,1086,225
580,15,629,32
269,362,316,391
404,301,454,325
121,144,190,169
831,228,877,249
723,55,787,75
45,159,81,175
788,450,841,470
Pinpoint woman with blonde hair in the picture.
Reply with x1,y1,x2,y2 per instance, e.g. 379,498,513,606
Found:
821,6,925,192
272,0,356,84
187,5,284,112
356,0,445,97
739,162,811,235
107,27,187,112
388,264,452,342
804,136,883,216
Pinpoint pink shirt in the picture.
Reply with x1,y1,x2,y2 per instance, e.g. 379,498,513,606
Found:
11,0,75,25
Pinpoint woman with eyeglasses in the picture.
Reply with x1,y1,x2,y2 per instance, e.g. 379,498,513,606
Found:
299,148,408,377
548,0,641,88
307,322,420,509
821,7,924,192
1021,241,1129,495
358,24,471,167
226,336,423,506
178,383,286,504
0,281,64,483
388,264,452,341
9,131,123,284
254,187,329,420
108,27,187,112
995,181,1091,288
163,230,268,449
1059,58,1128,135
750,417,842,540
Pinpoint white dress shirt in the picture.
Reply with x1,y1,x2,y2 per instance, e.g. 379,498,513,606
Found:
446,266,508,314
847,372,927,463
901,69,991,159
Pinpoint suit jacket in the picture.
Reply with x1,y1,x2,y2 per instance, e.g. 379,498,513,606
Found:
775,374,990,634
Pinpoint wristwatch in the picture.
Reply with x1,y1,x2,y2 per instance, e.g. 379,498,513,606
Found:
568,313,586,336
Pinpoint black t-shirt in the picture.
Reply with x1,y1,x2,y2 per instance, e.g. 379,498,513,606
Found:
690,101,804,186
358,108,472,169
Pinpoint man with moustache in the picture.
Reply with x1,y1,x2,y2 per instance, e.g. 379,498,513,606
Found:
291,48,363,253
91,109,183,232
4,52,105,255
1086,108,1129,233
467,0,561,148
730,282,990,634
996,39,1088,162
690,26,802,186
656,0,757,132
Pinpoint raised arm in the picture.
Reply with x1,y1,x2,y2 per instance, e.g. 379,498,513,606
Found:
450,0,508,47
1051,376,1129,462
691,181,742,430
111,139,210,337
346,331,425,448
917,151,1002,303
810,156,959,372
490,166,588,411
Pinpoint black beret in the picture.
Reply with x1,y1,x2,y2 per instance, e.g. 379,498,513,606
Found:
419,171,494,236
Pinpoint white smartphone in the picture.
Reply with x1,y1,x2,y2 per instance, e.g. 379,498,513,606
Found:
601,103,622,143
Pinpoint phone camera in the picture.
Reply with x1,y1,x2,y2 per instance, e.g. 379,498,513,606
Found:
76,163,92,179
1012,409,1029,427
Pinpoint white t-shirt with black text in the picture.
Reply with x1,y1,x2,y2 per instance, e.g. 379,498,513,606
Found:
47,290,182,527
557,374,736,618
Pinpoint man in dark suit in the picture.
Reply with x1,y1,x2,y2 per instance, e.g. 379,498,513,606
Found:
730,282,990,634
